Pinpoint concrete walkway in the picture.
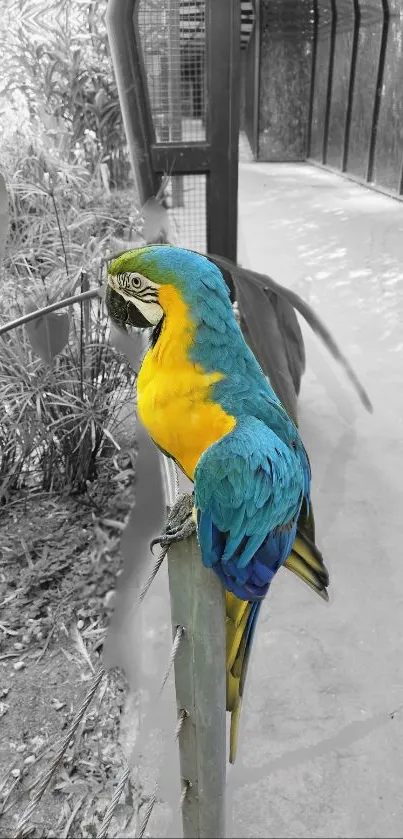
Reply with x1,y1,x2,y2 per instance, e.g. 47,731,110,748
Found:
230,161,403,838
119,159,403,839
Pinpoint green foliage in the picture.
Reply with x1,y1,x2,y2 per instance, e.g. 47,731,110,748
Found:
0,138,142,499
0,0,130,189
0,0,145,499
0,311,135,496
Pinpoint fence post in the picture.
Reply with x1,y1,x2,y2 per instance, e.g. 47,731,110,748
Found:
167,0,184,207
106,0,160,204
167,531,227,839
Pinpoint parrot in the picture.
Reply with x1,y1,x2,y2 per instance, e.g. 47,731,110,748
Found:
106,244,329,764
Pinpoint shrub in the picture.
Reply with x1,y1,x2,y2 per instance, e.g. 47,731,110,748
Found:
1,0,130,189
0,138,141,498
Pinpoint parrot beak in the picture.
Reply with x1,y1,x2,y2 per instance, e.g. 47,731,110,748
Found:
105,284,151,330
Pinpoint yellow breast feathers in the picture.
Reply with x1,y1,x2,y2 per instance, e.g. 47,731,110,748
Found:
136,284,235,480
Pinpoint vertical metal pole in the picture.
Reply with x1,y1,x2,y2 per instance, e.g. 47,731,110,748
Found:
106,0,160,203
160,53,170,144
228,0,241,262
366,0,390,183
306,0,319,158
398,152,403,195
167,0,184,207
322,0,337,165
342,0,360,172
252,0,261,160
206,0,240,261
167,535,226,839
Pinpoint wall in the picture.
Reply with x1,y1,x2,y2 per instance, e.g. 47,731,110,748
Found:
256,0,400,164
258,0,313,161
309,0,403,196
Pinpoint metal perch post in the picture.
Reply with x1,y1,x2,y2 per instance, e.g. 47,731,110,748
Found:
167,534,227,839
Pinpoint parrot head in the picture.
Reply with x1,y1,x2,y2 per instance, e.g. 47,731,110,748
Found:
106,245,232,330
107,246,166,328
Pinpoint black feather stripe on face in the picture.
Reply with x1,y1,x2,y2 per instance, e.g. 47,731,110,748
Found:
135,290,159,303
150,317,164,347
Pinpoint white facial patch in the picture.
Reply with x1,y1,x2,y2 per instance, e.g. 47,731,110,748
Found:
108,273,163,326
129,297,163,325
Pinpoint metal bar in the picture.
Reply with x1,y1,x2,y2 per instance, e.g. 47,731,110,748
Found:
342,0,361,172
167,0,184,207
206,0,240,260
159,54,170,145
306,0,319,158
252,0,261,159
151,143,211,174
366,0,390,183
106,0,160,204
0,289,100,337
322,0,337,165
167,535,226,839
398,151,403,195
228,0,241,261
309,156,403,205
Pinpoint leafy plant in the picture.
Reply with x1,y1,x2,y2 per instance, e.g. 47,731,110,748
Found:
0,0,130,189
0,139,142,498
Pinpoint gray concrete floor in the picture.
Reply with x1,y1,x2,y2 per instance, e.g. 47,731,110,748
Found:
121,160,403,838
231,160,403,838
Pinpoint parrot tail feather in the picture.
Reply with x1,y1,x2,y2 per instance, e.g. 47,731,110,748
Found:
284,531,329,600
226,595,262,764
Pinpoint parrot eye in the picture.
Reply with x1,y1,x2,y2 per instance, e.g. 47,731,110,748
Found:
129,273,143,289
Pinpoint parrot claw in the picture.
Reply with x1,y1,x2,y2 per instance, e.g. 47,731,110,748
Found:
149,536,164,554
149,493,196,553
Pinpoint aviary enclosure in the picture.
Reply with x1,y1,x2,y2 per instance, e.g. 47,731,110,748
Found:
244,0,403,199
112,0,403,263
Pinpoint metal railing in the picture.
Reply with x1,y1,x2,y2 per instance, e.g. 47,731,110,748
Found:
307,0,403,200
244,0,261,158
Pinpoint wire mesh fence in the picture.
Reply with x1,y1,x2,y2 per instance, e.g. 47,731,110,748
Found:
137,0,207,142
168,174,207,252
137,0,208,247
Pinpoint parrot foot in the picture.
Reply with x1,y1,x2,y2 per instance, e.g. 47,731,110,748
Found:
150,493,196,552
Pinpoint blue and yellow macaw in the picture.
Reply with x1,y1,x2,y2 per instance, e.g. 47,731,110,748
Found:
106,245,329,763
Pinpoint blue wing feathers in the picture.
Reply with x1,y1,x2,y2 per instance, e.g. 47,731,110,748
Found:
194,416,308,601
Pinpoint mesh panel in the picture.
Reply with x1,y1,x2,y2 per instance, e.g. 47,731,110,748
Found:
136,2,207,248
168,174,207,253
137,0,206,142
